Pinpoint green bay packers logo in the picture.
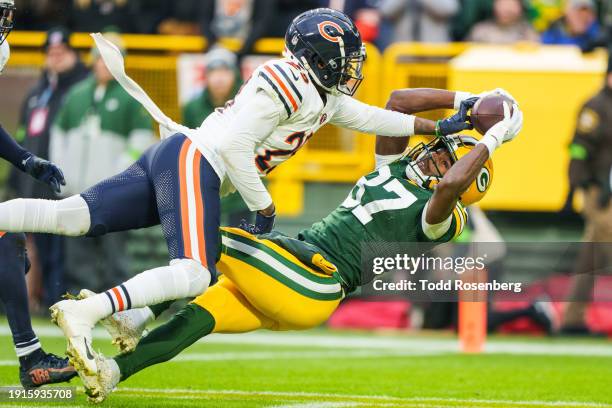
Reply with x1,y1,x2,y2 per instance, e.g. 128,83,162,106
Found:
476,168,490,192
318,21,344,43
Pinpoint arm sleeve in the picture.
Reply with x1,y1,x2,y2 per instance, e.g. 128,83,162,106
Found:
330,95,415,136
0,125,30,172
218,90,283,211
420,200,467,242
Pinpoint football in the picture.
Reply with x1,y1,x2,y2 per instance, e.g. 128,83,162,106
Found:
471,94,514,135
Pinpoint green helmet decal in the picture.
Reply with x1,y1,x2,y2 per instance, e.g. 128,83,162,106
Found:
476,167,490,193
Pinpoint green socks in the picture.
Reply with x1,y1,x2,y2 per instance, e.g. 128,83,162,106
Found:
114,303,215,381
148,300,175,318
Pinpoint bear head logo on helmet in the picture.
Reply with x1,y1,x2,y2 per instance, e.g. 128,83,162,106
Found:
284,8,366,96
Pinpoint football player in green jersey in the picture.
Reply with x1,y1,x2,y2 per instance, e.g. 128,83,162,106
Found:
69,89,523,402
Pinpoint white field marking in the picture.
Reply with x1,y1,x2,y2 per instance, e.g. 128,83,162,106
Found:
115,388,612,408
2,326,612,357
172,349,440,362
0,350,439,367
268,403,361,408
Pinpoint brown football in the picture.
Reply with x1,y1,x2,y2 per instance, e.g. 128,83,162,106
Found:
471,95,514,135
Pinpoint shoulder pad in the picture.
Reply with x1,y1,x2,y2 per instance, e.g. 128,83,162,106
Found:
256,59,307,118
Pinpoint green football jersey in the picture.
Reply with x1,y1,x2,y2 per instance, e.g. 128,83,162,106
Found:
299,159,467,293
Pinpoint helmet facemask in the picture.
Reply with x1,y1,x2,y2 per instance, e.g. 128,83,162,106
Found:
0,2,15,46
404,138,456,190
337,44,366,96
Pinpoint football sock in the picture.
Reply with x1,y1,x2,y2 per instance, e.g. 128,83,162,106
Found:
0,235,42,360
0,195,90,236
114,303,215,381
77,259,211,324
18,348,45,370
149,301,175,318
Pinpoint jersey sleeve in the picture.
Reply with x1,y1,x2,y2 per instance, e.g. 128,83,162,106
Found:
329,94,415,136
419,200,467,242
217,89,281,211
255,60,304,120
0,125,29,171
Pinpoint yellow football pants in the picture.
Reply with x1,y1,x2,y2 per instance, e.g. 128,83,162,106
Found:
192,227,344,333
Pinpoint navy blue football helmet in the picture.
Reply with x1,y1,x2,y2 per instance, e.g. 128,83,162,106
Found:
285,8,366,96
0,1,14,45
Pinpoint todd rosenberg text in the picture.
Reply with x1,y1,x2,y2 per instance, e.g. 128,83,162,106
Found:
372,279,523,293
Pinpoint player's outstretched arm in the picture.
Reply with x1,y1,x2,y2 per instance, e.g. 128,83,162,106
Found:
426,102,522,224
375,88,517,165
376,89,461,160
0,125,65,193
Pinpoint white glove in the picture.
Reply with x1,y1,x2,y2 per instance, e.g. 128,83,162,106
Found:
478,102,523,156
477,88,518,106
455,88,518,110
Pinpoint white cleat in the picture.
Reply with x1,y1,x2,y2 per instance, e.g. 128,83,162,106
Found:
49,299,97,376
86,355,121,404
79,289,148,354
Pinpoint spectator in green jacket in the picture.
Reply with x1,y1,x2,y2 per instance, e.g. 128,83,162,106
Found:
182,48,242,128
182,47,251,226
49,33,156,293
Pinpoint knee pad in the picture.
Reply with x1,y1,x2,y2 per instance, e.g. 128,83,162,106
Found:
170,258,211,297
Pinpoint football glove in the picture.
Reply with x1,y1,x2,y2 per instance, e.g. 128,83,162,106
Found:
239,211,276,235
23,154,66,193
488,102,522,144
435,97,478,136
479,102,523,155
477,88,518,106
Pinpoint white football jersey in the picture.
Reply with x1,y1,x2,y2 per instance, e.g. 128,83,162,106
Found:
91,33,415,211
196,59,341,176
191,58,415,210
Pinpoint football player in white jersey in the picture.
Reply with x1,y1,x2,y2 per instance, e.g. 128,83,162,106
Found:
0,8,503,385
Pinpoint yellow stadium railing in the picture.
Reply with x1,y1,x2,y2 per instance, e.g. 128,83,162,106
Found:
6,32,383,216
8,32,604,214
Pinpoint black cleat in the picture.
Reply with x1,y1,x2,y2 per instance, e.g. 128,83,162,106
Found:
19,353,77,388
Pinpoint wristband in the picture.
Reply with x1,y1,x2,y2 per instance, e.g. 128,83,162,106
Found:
454,91,474,110
477,134,499,157
435,120,442,137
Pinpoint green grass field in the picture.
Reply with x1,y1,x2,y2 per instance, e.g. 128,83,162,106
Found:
0,319,611,407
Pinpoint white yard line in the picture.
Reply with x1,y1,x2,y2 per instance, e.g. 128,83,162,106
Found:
1,326,611,356
116,387,612,408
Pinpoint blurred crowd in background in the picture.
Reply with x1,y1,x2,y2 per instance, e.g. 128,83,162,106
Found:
3,0,612,336
11,0,612,51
